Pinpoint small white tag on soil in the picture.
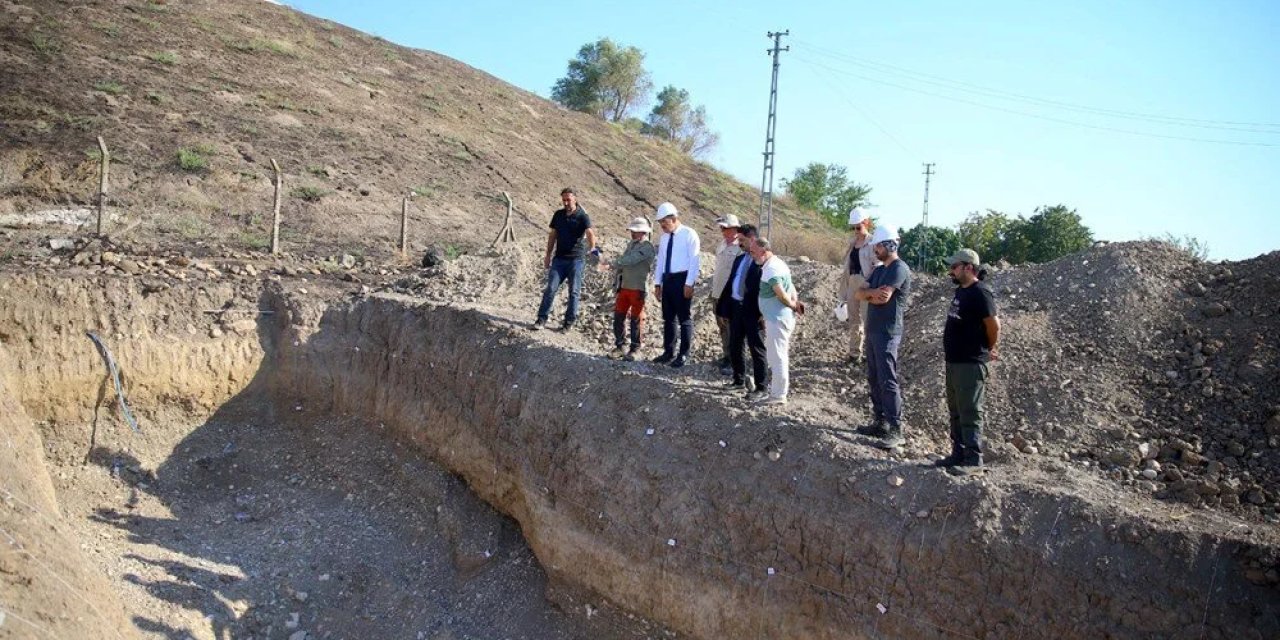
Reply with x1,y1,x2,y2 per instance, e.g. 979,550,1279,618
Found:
876,603,887,614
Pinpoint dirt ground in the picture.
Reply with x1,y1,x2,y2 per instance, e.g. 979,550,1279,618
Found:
36,400,674,640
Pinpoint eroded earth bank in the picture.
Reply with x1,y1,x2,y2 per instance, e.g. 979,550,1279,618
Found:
2,260,1278,639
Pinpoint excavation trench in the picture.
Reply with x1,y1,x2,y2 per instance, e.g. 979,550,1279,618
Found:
1,274,1277,640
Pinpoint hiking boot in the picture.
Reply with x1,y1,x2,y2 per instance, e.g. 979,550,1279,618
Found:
932,446,964,468
946,452,984,476
531,319,547,331
652,352,674,364
876,427,906,450
608,345,627,359
855,421,889,438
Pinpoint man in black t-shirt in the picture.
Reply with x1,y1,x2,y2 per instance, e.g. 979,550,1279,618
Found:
937,248,1000,476
534,187,597,331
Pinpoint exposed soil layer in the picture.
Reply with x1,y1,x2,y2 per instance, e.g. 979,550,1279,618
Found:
3,266,1278,639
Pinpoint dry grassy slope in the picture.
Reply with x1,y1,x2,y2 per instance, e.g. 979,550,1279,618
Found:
0,0,841,260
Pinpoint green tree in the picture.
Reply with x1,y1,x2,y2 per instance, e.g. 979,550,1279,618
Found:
642,85,719,157
957,209,1015,262
900,224,962,274
1024,204,1093,263
780,162,872,228
551,38,652,122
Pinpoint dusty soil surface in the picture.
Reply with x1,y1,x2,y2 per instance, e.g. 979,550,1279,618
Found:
0,0,842,264
38,402,674,640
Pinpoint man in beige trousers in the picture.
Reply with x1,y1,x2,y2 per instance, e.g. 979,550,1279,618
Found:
836,208,879,363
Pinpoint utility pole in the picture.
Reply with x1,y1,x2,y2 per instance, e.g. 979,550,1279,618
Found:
919,162,935,268
758,30,788,240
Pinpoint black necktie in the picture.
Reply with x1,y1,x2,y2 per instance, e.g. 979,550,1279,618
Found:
664,229,675,276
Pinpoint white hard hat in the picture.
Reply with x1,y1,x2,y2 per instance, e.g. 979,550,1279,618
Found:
847,208,869,226
626,217,652,233
870,224,899,245
655,202,679,220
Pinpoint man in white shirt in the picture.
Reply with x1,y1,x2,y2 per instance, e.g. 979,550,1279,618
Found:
709,214,744,374
652,202,700,368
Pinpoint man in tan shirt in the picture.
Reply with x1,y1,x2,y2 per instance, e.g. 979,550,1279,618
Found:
709,214,743,374
836,208,880,363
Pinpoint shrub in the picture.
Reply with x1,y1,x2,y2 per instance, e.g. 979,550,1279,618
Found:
148,51,179,65
93,81,126,95
30,32,60,55
176,147,209,172
290,185,329,202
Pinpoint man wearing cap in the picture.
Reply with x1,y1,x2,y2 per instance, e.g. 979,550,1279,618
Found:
534,187,597,331
709,214,744,374
854,225,912,449
752,238,805,405
719,224,767,392
837,208,879,363
604,217,657,360
652,202,700,368
937,248,1000,475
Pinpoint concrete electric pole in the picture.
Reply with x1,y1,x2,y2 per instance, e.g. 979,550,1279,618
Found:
758,30,788,240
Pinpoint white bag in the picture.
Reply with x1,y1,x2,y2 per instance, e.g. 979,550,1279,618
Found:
834,302,849,322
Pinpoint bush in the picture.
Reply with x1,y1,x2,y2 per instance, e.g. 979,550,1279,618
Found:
176,147,208,172
148,51,179,65
94,81,126,95
290,185,329,202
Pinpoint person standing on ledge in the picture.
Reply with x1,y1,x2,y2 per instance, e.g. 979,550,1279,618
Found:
709,214,744,375
837,208,879,363
936,248,1000,476
652,202,700,369
604,216,657,360
533,187,596,332
753,238,805,405
854,224,911,449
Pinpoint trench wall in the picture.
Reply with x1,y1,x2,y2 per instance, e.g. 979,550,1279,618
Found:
1,275,1277,639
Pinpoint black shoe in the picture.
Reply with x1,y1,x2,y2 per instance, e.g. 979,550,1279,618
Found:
877,428,906,450
726,378,746,388
855,422,889,438
557,322,574,332
932,452,963,468
531,319,547,331
653,352,674,364
745,389,768,402
669,355,686,369
946,452,984,476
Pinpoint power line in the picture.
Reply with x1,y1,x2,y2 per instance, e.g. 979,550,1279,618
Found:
796,59,917,159
793,54,1280,148
794,39,1280,133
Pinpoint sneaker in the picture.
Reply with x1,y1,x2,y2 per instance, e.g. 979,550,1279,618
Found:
761,396,788,405
652,352,674,364
608,345,627,359
557,322,574,333
932,448,964,468
745,389,768,402
623,348,639,362
531,319,547,331
669,355,686,369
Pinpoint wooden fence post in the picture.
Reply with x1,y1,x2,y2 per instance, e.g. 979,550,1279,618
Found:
270,159,282,255
96,136,109,236
400,194,409,258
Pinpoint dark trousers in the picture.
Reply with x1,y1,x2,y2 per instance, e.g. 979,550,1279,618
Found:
536,257,584,324
945,362,988,455
660,272,693,357
866,331,903,428
729,302,768,386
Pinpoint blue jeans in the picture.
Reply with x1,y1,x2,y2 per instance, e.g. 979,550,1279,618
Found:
536,257,584,324
866,331,903,427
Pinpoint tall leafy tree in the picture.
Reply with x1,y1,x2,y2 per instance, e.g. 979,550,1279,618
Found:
780,162,872,228
957,210,1015,262
551,38,652,122
642,85,720,157
900,224,962,274
1024,204,1093,263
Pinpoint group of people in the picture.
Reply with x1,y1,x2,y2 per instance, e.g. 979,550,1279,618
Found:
532,188,1000,475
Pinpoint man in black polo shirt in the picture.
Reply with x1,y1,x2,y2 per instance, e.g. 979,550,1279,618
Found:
534,187,597,331
937,248,1000,476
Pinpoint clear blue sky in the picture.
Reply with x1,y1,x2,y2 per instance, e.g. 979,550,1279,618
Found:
285,0,1279,260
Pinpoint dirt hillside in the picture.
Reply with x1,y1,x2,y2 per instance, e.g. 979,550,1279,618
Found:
0,0,840,262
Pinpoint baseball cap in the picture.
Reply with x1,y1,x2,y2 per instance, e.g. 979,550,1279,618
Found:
947,248,981,266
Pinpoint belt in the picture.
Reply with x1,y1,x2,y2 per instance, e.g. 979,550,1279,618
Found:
662,271,687,281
